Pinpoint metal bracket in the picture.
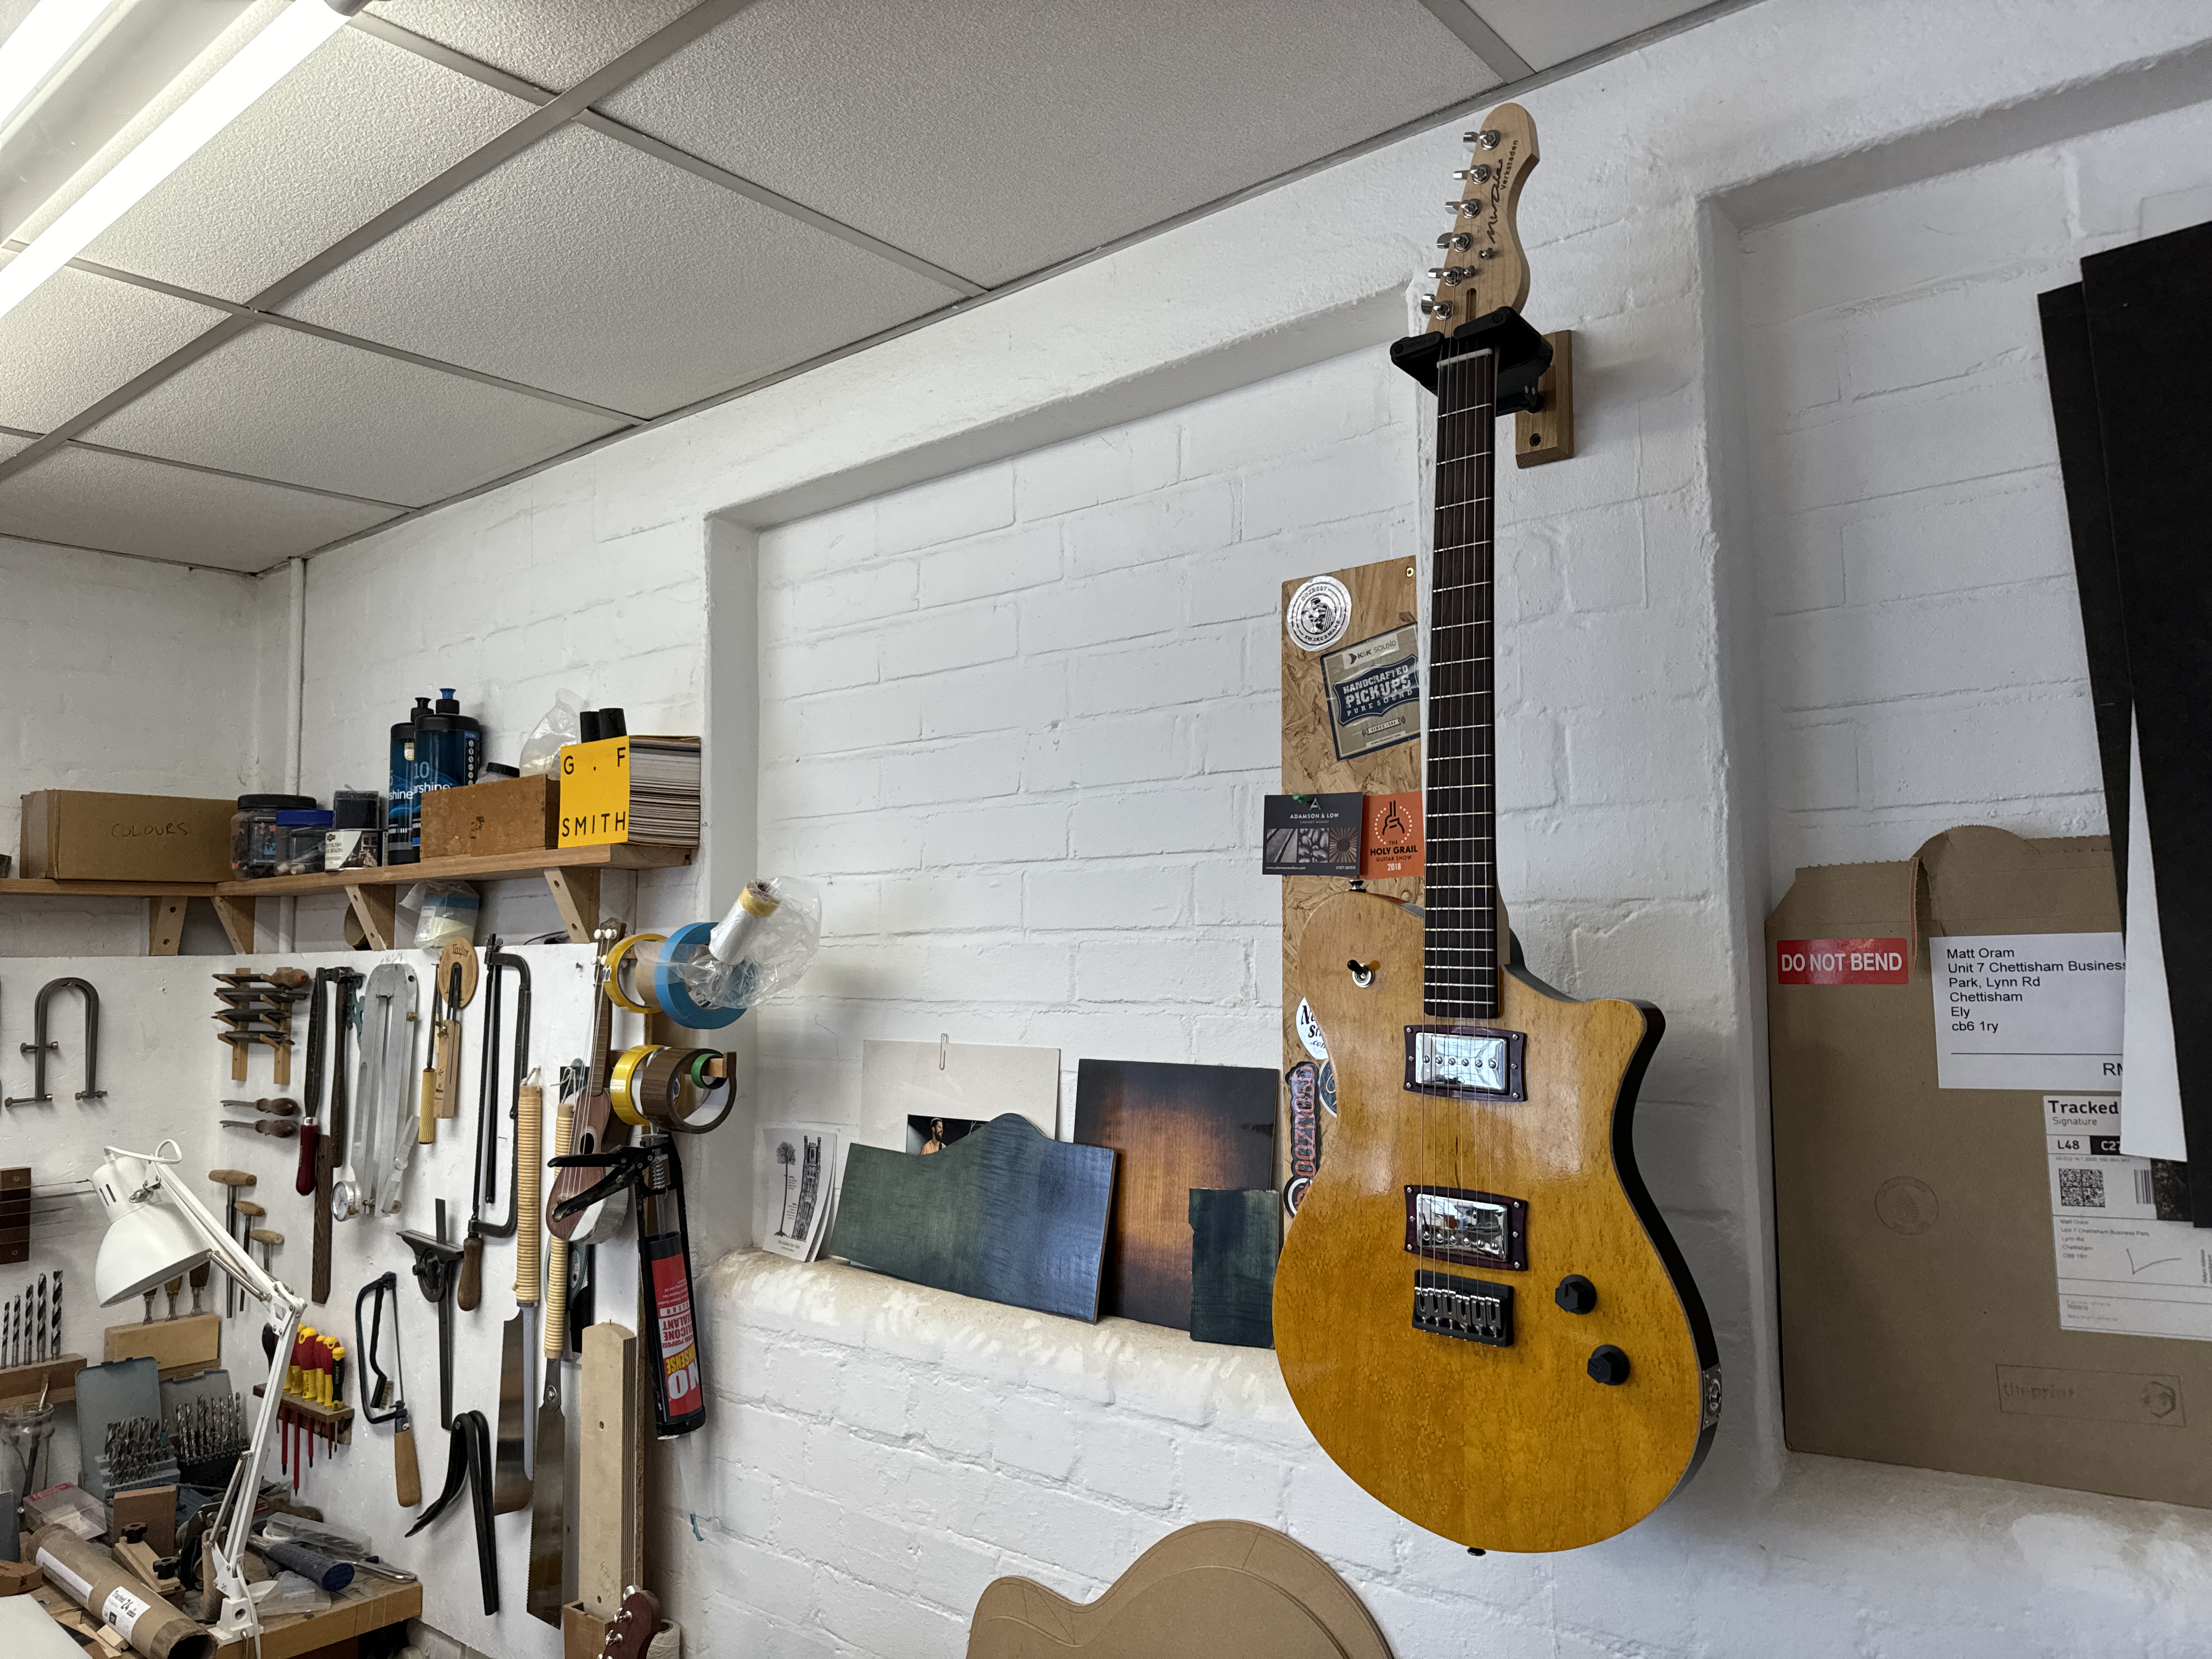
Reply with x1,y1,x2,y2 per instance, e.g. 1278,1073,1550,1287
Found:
6,977,100,1107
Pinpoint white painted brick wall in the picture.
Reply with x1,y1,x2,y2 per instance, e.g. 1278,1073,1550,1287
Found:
0,538,261,955
1743,94,2212,899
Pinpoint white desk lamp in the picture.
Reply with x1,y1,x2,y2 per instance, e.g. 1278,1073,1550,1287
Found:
92,1143,304,1645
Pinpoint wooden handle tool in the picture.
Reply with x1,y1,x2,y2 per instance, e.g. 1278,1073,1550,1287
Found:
458,1233,482,1312
420,1064,437,1144
542,1093,574,1359
514,1075,543,1306
393,1419,421,1506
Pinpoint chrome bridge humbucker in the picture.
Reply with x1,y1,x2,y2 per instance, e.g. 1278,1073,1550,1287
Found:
1404,1184,1528,1270
1412,1269,1513,1346
1403,1024,1526,1101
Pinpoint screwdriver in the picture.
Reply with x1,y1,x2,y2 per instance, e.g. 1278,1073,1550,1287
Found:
223,1118,299,1137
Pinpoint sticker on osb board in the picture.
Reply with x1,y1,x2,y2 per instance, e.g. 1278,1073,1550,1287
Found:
1362,791,1421,878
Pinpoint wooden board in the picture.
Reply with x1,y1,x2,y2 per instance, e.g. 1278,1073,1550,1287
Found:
103,1313,220,1377
825,1114,1114,1322
1280,557,1423,1201
1073,1061,1276,1331
1187,1190,1279,1350
578,1323,639,1621
968,1519,1391,1659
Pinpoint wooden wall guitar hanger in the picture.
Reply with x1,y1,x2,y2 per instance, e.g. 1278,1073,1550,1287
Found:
1270,101,1719,1554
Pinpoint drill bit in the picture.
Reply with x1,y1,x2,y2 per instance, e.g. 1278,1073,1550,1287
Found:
36,1275,46,1363
52,1269,61,1362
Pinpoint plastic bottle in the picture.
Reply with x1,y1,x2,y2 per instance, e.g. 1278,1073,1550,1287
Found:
432,689,483,788
386,699,427,865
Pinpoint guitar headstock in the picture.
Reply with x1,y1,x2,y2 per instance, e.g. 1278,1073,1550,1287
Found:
1421,101,1539,334
596,1586,662,1659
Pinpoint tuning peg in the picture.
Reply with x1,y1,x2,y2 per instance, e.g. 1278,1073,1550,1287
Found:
1419,297,1455,320
1429,267,1469,286
1463,128,1502,149
1453,165,1494,183
1447,199,1480,218
1437,231,1473,252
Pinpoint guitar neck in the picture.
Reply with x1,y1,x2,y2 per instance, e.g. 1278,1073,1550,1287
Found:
585,964,615,1094
1424,341,1500,1022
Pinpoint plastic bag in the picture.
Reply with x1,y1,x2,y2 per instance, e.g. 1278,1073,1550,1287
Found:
516,688,585,776
398,880,478,948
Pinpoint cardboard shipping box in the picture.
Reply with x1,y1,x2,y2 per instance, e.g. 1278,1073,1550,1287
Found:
18,790,234,883
1769,824,2212,1508
419,773,558,860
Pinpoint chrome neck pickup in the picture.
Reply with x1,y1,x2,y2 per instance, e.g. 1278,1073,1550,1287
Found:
1413,1269,1514,1347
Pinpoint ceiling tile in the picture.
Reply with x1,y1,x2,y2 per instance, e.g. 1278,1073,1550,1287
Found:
365,0,699,91
0,447,396,571
1464,0,1712,71
82,25,532,303
82,324,625,508
0,264,224,432
278,125,962,417
598,0,1497,288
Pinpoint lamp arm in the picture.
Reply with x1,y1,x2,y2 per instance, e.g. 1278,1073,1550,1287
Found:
204,1286,302,1643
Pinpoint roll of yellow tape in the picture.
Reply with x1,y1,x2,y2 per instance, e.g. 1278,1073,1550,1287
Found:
602,932,668,1014
609,1043,662,1127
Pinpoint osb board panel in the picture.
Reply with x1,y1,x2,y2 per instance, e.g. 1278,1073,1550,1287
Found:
1279,557,1422,1193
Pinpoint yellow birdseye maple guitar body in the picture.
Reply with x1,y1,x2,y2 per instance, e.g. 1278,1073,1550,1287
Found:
1273,890,1717,1553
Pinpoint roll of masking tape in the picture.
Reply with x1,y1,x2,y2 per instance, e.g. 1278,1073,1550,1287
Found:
608,1043,661,1127
602,933,668,1014
649,921,744,1030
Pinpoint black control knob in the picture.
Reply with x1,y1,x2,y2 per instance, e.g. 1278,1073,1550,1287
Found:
1587,1345,1630,1386
1555,1274,1597,1314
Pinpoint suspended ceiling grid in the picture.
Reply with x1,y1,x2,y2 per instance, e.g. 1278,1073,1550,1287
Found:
0,0,1731,575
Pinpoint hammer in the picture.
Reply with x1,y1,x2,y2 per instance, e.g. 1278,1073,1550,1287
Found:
210,1169,256,1315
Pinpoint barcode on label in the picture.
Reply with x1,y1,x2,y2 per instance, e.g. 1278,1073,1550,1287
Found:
2136,1167,2155,1206
2060,1167,2106,1209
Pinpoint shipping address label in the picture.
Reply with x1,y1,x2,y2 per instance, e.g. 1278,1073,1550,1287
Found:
2046,1094,2212,1341
1929,932,2124,1090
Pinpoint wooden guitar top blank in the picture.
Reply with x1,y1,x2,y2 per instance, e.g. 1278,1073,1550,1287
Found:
967,1520,1390,1659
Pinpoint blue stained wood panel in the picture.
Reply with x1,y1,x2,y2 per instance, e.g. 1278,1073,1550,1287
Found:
825,1112,1116,1322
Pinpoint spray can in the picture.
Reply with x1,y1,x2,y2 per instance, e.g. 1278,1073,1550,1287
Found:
637,1136,704,1438
386,698,428,865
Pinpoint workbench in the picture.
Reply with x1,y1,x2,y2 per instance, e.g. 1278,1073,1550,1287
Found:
28,1572,420,1659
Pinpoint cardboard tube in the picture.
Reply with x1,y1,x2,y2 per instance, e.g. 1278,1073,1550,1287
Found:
31,1526,215,1659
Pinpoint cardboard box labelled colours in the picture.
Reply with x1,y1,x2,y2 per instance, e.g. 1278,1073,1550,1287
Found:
419,773,558,859
1769,825,2212,1509
17,790,234,881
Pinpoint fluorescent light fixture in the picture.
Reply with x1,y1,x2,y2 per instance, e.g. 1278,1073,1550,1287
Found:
0,0,354,324
0,0,116,134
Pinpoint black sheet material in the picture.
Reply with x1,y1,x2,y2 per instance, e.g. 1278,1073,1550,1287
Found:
2040,218,2212,1221
2036,284,2134,901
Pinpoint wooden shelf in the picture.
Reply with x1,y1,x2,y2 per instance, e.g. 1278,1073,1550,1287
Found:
0,844,693,953
214,840,691,896
0,877,215,895
0,1351,87,1408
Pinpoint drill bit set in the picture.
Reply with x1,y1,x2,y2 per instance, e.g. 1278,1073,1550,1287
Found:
1,1269,60,1370
167,1390,249,1487
98,1411,179,1493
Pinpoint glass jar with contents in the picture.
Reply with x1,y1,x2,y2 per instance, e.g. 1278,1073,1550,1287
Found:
230,794,315,878
275,809,335,876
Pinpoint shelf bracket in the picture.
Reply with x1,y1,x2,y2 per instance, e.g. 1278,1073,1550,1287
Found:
147,895,187,956
544,865,600,944
211,894,256,955
346,884,397,951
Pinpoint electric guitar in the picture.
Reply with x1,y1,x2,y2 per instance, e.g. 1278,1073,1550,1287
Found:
1271,102,1719,1554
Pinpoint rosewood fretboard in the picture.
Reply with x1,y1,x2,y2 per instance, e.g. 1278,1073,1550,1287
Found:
1423,344,1499,1020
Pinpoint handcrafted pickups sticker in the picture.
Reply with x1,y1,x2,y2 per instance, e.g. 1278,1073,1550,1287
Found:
1775,937,1910,985
1321,627,1420,761
2046,1093,2212,1343
1929,932,2125,1090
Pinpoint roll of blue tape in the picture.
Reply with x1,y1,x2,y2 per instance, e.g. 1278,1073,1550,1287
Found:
651,921,745,1029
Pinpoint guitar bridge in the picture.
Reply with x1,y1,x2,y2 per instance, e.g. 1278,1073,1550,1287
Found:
1413,1269,1513,1346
